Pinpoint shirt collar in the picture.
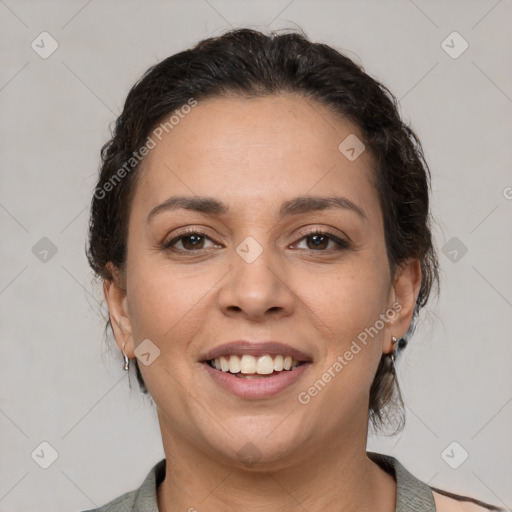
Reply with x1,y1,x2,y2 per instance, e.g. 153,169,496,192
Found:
131,452,435,512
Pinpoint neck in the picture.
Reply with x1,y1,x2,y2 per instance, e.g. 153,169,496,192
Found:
156,415,396,512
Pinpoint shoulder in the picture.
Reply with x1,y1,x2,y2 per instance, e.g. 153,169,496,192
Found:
366,452,504,512
80,489,137,511
432,488,504,512
79,458,165,512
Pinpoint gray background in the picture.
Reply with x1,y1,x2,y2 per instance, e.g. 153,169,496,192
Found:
1,1,511,511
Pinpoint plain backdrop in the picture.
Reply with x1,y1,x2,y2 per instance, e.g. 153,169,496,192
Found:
1,1,511,511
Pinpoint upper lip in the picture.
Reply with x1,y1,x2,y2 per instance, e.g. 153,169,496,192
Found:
200,340,313,363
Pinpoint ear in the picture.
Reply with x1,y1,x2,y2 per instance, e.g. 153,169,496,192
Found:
103,266,135,359
384,257,422,354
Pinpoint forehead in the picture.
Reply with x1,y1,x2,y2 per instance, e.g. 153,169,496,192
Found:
132,93,379,221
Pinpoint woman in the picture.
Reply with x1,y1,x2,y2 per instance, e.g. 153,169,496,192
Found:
84,28,503,512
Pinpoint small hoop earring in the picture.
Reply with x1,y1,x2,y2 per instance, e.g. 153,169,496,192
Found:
121,342,130,371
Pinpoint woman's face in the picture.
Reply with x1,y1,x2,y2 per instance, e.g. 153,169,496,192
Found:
106,93,420,468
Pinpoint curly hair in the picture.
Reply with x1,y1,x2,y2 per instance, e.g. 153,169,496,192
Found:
87,27,439,435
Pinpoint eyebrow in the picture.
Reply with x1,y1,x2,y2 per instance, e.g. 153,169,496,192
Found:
147,195,367,222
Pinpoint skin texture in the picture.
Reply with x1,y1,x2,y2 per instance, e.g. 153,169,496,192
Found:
433,491,493,512
104,93,422,511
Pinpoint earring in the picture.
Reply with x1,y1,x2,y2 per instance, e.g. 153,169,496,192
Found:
389,336,399,373
121,342,130,371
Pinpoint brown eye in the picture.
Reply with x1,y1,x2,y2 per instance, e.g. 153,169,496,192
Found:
180,234,206,250
163,231,218,252
295,231,350,251
306,233,329,250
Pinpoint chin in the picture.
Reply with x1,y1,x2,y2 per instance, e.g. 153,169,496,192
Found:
197,416,310,470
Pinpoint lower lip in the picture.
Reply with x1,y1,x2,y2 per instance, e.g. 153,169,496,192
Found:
202,362,312,399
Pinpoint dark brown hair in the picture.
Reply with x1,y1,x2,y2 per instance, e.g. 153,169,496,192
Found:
87,27,439,434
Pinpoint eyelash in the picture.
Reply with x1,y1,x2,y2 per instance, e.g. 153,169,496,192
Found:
162,228,350,254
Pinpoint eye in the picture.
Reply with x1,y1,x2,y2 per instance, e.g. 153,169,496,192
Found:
163,230,220,252
162,228,350,254
293,230,350,251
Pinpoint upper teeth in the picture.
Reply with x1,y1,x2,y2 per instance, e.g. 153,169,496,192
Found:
210,354,301,374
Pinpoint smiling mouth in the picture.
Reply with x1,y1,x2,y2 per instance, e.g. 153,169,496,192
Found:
205,354,305,379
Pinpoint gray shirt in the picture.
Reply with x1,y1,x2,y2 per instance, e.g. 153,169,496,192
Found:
82,451,436,511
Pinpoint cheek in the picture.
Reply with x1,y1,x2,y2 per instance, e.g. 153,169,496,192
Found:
299,260,390,339
295,269,388,427
125,256,226,349
125,266,208,398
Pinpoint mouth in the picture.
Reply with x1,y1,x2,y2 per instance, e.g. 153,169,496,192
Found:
204,354,305,378
199,341,313,399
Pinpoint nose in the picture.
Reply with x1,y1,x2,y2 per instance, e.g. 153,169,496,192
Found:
217,244,295,322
